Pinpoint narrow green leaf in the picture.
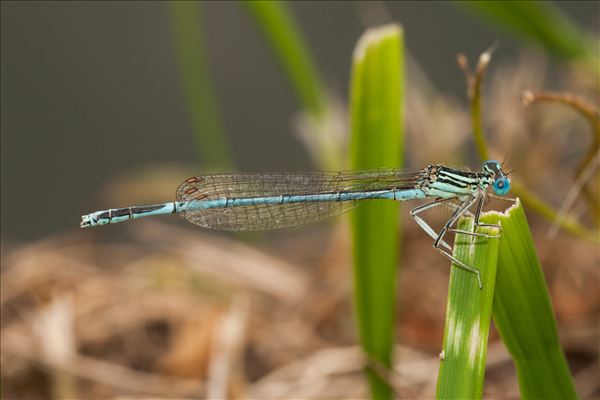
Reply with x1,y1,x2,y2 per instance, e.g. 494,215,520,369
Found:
349,24,404,400
169,1,232,169
242,1,326,118
437,218,500,399
483,200,577,399
457,1,595,61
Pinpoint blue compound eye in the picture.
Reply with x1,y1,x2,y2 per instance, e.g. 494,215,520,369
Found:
493,177,511,196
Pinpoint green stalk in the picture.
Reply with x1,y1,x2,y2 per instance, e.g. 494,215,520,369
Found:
349,24,404,400
242,1,326,118
437,218,500,399
483,200,577,399
242,1,343,169
511,182,595,241
169,1,232,169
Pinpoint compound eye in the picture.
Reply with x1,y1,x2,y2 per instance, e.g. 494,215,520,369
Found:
493,177,511,196
484,160,501,174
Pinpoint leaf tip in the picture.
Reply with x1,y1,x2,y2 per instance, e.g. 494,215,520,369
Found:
353,23,403,62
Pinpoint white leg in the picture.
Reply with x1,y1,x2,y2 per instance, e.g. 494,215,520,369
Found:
410,198,462,252
412,196,484,289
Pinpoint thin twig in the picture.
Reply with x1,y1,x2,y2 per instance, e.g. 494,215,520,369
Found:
511,181,596,241
207,296,249,399
548,148,600,238
521,90,600,126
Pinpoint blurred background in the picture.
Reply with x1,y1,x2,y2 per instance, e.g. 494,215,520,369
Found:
1,1,598,399
2,0,598,241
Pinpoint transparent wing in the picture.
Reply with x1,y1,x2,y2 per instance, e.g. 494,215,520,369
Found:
176,169,425,231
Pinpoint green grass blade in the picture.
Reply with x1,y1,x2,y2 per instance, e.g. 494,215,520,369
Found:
242,1,343,169
242,1,326,118
169,1,232,169
349,24,404,400
436,218,500,399
482,200,577,399
457,1,595,61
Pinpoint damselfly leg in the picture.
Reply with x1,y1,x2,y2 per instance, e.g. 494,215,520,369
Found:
448,195,501,237
409,197,463,251
410,194,501,289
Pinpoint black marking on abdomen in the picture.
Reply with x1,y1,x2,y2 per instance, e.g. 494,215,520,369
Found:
131,205,166,215
110,208,132,218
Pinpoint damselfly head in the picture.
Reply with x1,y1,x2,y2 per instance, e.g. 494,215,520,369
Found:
483,160,511,196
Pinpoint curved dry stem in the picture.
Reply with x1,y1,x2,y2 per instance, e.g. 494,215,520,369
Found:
458,50,597,242
457,47,495,161
522,90,600,224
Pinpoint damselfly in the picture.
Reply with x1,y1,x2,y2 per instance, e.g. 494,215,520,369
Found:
81,160,512,288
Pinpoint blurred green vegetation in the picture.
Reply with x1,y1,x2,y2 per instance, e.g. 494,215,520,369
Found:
457,1,596,62
169,1,233,169
349,25,404,400
242,1,327,119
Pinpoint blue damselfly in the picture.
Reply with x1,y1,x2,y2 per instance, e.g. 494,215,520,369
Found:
81,160,512,288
